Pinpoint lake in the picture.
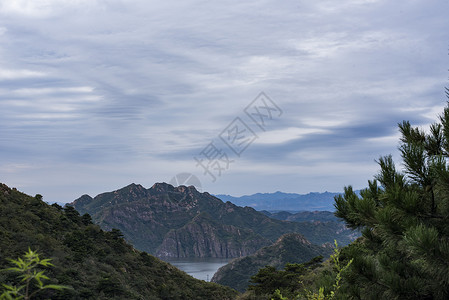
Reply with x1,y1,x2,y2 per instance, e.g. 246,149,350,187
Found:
164,258,232,281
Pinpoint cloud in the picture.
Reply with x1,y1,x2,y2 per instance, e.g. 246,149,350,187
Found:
257,127,330,145
0,0,100,18
0,69,46,80
0,0,448,201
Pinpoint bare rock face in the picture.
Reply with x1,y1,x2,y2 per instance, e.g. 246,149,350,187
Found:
156,213,271,258
71,182,353,258
71,183,281,258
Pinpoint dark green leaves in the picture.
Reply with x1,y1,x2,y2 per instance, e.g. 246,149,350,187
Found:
334,100,449,299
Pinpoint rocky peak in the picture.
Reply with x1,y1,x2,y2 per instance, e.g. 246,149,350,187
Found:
150,182,200,196
115,183,147,199
0,183,11,195
71,194,93,206
89,183,150,206
150,182,176,193
175,184,198,194
148,183,209,209
275,232,311,245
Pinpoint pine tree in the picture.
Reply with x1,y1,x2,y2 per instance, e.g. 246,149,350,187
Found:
335,93,449,299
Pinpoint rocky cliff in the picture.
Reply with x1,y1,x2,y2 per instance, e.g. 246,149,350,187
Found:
71,183,354,258
156,212,271,258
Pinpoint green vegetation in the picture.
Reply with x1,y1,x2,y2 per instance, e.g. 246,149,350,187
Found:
245,257,324,299
0,183,237,299
233,92,449,300
236,241,351,300
304,241,352,300
212,233,332,292
71,183,355,258
333,98,449,298
0,248,70,299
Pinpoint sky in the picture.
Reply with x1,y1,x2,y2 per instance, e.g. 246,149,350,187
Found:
0,0,448,203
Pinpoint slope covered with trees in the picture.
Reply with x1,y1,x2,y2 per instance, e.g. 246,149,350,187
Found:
0,183,237,299
211,233,331,292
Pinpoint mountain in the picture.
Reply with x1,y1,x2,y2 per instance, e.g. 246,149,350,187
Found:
211,233,332,292
71,183,356,258
215,191,343,211
0,183,237,299
156,212,270,258
261,210,339,223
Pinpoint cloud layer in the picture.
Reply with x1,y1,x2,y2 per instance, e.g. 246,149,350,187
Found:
0,0,448,202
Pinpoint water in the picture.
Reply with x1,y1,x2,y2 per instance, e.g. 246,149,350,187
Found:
164,258,232,281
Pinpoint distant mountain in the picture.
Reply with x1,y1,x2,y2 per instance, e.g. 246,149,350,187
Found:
71,183,355,258
0,183,237,300
45,201,67,207
261,210,339,223
215,191,343,211
263,210,360,244
211,233,332,292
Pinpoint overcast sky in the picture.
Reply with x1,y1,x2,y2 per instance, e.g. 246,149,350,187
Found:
0,0,448,203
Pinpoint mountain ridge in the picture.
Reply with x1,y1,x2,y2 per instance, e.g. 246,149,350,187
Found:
214,191,356,211
71,183,356,258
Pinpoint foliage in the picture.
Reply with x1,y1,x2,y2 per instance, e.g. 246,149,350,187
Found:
0,248,70,300
243,256,324,299
333,99,449,299
304,241,352,300
0,184,237,299
272,289,288,300
212,233,331,292
239,241,352,300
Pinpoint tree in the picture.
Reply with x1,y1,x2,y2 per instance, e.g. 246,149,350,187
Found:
305,241,352,300
81,213,93,225
109,228,124,240
63,206,80,223
0,248,70,300
248,256,323,299
334,96,449,299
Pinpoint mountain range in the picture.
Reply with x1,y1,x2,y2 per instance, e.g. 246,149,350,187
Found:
215,191,344,211
261,210,339,223
70,183,356,258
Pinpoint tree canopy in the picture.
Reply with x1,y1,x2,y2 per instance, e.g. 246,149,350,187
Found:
335,95,449,299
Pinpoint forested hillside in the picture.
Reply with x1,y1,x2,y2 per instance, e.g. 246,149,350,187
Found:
0,183,237,299
211,233,332,292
